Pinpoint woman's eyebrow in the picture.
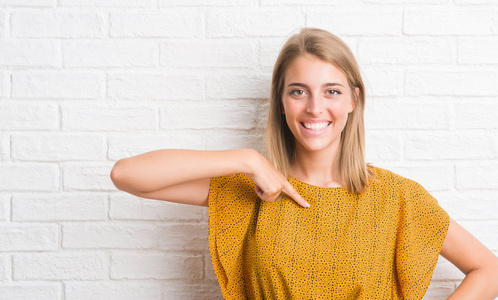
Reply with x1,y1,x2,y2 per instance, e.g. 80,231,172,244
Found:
287,82,345,88
323,82,345,88
287,83,308,88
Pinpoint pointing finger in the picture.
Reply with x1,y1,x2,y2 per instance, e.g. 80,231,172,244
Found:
282,182,310,208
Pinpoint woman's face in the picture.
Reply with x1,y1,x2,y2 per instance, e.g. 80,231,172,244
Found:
282,54,357,156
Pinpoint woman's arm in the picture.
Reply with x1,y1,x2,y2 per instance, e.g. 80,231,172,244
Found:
440,218,498,299
110,149,309,207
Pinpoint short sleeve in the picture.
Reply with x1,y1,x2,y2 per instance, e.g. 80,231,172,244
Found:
208,173,259,299
395,178,450,299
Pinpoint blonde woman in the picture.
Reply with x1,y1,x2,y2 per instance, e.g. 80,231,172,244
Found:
111,28,498,299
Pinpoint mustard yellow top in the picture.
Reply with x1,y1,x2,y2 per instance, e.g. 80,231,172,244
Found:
208,167,449,300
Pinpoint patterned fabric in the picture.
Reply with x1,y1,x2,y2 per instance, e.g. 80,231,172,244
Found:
208,167,449,300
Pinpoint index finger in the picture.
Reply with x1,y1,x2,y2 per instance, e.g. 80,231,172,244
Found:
282,182,310,208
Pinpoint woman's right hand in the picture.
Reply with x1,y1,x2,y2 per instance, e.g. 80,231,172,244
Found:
247,151,310,208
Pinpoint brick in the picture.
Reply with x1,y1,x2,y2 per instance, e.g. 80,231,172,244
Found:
111,10,202,38
207,8,304,37
432,190,498,221
459,220,498,250
111,252,203,279
61,104,156,131
14,252,108,280
12,71,103,99
458,38,498,64
160,100,258,130
494,135,498,158
0,194,8,221
361,66,404,96
365,131,402,161
358,37,455,64
163,284,223,300
262,0,352,4
12,133,105,161
307,9,402,35
0,255,7,279
381,164,453,191
365,99,450,130
0,102,58,130
108,74,204,100
0,40,60,67
65,281,162,300
405,131,494,160
63,41,156,67
404,10,497,35
0,0,55,6
63,222,157,249
405,70,498,96
157,224,208,251
424,281,456,300
108,133,206,160
0,133,9,160
206,73,271,99
12,193,107,221
159,40,258,67
455,99,498,129
456,0,498,3
109,194,205,221
0,163,59,191
159,0,257,6
364,0,446,2
11,12,102,38
0,71,7,97
204,254,218,282
456,163,498,189
260,38,286,67
0,283,61,300
0,11,5,37
0,224,58,251
205,132,263,151
63,162,116,191
61,0,153,7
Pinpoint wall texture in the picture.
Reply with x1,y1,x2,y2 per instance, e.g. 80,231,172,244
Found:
0,0,497,299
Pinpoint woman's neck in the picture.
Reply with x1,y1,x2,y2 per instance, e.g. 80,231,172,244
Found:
290,144,343,188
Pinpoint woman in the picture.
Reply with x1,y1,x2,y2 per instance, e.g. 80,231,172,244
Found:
111,28,498,299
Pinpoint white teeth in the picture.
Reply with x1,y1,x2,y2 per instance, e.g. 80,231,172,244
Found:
302,122,330,131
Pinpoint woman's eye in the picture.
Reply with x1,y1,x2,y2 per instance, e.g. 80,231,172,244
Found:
326,89,341,95
290,89,305,96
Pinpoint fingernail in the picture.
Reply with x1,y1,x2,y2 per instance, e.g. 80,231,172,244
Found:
304,202,310,208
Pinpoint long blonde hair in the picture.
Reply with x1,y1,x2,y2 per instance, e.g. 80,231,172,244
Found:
265,28,373,194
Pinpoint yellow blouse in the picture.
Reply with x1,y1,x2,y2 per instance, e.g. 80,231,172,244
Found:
208,167,449,299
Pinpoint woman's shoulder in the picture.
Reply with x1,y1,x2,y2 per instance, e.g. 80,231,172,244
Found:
209,173,255,193
368,166,422,191
211,173,252,184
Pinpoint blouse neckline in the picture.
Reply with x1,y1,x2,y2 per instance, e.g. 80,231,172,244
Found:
288,174,346,191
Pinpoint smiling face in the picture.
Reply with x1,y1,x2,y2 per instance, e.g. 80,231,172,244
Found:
282,54,357,156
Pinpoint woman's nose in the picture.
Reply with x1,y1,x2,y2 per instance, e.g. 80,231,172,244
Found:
305,93,324,115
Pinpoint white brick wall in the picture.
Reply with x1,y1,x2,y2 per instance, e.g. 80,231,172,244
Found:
0,1,497,299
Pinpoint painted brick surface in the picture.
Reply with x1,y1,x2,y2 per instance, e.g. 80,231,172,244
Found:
11,12,102,38
1,2,497,299
12,193,107,221
13,252,109,280
65,281,162,300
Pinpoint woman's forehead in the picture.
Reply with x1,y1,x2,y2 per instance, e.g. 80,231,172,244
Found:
284,54,348,87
